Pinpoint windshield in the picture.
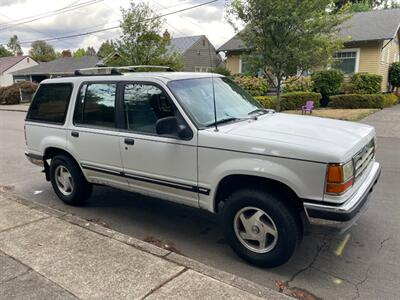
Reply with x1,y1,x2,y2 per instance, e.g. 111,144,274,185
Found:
168,77,263,128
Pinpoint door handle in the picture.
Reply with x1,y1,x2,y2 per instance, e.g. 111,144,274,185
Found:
71,131,79,138
124,138,135,145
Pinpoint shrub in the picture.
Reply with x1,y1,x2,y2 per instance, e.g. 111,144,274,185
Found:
255,92,321,111
280,92,321,110
311,70,344,106
389,62,400,91
0,81,38,105
211,66,231,77
282,76,313,93
349,73,382,94
383,93,398,107
329,94,385,109
254,96,275,109
233,76,269,96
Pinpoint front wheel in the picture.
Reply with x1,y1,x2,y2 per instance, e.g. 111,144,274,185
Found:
222,188,302,267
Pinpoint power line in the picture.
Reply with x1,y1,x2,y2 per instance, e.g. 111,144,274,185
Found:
0,12,77,49
149,0,228,41
0,0,221,46
0,0,104,30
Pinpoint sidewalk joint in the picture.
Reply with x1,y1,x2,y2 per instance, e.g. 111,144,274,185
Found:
141,268,188,300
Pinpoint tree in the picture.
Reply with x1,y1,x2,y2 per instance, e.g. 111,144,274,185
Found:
228,0,350,111
389,62,400,92
97,40,116,59
0,45,13,57
115,1,183,70
7,35,22,55
29,40,56,62
73,48,86,58
86,46,96,56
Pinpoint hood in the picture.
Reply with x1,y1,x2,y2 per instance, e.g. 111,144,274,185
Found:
202,113,375,163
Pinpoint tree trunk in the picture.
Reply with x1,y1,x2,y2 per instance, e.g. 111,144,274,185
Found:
276,78,281,112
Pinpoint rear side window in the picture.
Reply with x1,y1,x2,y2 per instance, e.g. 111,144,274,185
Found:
74,83,116,128
27,83,72,124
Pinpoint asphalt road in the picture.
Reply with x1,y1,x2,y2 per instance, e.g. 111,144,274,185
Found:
1,108,399,300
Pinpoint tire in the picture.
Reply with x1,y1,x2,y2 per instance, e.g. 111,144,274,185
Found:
222,188,302,267
50,155,92,206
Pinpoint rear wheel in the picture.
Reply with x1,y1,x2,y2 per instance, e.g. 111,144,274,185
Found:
222,188,302,267
50,155,92,206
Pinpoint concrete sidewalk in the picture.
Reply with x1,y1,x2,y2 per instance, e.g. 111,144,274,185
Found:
0,192,289,300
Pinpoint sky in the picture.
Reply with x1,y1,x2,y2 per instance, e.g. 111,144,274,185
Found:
0,0,238,54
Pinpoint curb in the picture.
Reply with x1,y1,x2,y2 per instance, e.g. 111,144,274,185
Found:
3,192,292,299
0,107,28,113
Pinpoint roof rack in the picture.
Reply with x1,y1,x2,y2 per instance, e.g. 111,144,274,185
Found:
74,65,175,76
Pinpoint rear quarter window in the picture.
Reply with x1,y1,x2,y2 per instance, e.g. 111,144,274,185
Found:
26,83,73,124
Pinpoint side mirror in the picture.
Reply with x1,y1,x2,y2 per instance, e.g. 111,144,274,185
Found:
156,116,192,140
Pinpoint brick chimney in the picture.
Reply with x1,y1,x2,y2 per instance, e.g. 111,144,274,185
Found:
16,51,23,56
163,29,171,40
62,49,72,57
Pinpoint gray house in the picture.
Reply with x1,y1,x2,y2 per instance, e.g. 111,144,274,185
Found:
167,35,222,72
12,55,100,83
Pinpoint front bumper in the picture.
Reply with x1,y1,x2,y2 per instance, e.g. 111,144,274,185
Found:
303,162,381,224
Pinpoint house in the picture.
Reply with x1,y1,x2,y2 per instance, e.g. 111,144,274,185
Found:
11,54,100,83
0,55,38,87
218,9,400,91
166,34,222,72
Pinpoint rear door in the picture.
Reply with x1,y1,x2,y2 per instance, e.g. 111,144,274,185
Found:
118,81,199,207
67,81,127,190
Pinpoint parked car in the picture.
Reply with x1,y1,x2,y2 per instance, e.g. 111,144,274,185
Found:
24,68,381,267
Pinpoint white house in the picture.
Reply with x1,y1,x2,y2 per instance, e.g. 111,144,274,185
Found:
0,56,38,87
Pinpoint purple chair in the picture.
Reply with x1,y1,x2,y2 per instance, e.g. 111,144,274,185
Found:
302,100,314,115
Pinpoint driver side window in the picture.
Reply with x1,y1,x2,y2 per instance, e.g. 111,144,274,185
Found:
123,83,175,135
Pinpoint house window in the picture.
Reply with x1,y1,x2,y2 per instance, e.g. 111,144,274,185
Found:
195,66,211,72
333,50,359,74
239,56,252,74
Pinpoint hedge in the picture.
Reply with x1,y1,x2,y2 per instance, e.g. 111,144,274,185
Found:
233,76,269,96
254,96,275,109
255,92,321,111
0,81,38,105
329,94,385,109
383,93,398,107
282,76,313,93
349,73,382,94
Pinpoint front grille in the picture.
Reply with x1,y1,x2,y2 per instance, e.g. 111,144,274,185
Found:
353,139,375,179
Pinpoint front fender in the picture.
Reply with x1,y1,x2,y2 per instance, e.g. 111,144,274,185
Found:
198,150,326,212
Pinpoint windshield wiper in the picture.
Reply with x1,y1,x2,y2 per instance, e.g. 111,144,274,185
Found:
248,108,274,116
206,117,241,127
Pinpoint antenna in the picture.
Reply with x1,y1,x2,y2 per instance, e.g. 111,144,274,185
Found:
207,37,218,132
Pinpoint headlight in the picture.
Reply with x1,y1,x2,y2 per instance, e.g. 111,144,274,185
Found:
326,161,354,195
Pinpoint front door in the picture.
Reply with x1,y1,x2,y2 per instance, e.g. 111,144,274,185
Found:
119,82,199,207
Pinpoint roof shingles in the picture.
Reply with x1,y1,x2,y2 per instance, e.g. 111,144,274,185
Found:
0,56,29,74
11,56,100,76
217,9,400,52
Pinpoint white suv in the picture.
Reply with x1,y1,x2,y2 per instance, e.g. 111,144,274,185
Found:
25,69,381,267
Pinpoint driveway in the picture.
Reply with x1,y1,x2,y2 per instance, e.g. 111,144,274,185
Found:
0,106,399,300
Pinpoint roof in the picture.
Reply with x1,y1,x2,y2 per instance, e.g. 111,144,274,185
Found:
40,72,223,85
338,8,400,42
217,9,400,52
167,35,204,55
217,34,247,52
12,56,100,76
0,56,31,74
